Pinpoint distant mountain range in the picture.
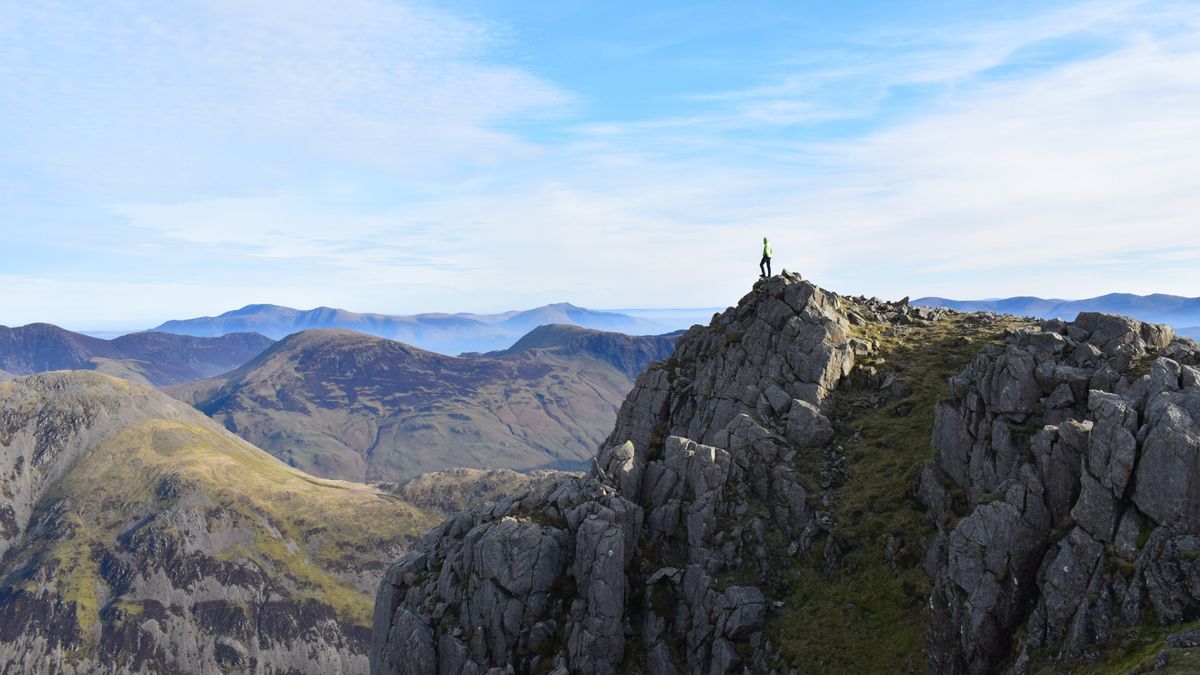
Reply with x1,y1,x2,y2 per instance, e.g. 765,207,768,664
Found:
166,324,678,482
152,302,713,355
0,323,274,385
912,293,1200,338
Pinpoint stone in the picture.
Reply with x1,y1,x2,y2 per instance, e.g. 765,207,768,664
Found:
1133,391,1200,526
1086,391,1139,497
785,399,834,448
718,586,765,639
597,441,641,500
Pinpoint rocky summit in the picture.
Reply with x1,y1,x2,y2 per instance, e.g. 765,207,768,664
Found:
371,274,1200,674
372,274,889,674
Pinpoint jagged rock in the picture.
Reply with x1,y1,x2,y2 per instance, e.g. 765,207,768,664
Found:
922,312,1200,674
597,440,641,500
1166,628,1200,649
371,284,1200,674
717,586,765,639
372,277,862,674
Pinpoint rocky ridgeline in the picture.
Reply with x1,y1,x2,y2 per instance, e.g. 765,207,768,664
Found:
921,312,1200,672
370,274,946,674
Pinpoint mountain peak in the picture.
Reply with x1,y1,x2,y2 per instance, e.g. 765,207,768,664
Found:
372,274,1200,673
220,303,293,317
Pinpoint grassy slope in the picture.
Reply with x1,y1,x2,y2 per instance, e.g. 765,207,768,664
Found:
1028,616,1200,674
710,311,1031,672
16,412,441,638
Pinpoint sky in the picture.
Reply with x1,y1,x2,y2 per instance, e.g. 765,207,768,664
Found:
1,0,1199,330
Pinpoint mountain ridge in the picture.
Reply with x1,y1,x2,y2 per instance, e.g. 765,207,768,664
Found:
166,326,676,482
915,292,1200,329
0,371,438,672
0,323,274,386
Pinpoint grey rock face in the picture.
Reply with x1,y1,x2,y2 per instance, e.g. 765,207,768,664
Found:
605,277,853,455
371,276,872,674
785,399,834,448
922,314,1200,673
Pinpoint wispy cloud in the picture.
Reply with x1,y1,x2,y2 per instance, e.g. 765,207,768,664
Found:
0,0,573,199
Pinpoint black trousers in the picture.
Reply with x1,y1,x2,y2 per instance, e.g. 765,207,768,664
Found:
760,255,771,277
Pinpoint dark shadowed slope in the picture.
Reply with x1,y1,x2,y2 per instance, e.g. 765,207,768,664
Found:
0,323,273,386
489,323,679,379
0,323,122,371
166,327,676,482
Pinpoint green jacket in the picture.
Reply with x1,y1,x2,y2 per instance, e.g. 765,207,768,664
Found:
763,242,773,257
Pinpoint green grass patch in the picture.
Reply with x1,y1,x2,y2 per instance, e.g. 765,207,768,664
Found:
1024,618,1200,674
762,312,1030,672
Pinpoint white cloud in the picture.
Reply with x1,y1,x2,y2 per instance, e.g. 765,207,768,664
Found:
0,0,573,198
818,32,1200,279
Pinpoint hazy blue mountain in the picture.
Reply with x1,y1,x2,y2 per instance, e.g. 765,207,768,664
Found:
154,302,705,355
0,323,273,385
913,293,1200,330
154,304,508,348
496,303,656,334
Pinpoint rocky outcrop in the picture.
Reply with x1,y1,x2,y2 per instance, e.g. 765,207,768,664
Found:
371,275,937,674
921,312,1200,673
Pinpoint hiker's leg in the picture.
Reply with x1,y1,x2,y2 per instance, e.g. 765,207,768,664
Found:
766,257,772,276
759,256,767,277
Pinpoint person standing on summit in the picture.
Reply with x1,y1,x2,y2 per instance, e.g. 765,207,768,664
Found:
759,237,773,278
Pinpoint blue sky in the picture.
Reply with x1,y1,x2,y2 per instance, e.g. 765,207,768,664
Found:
2,0,1199,329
